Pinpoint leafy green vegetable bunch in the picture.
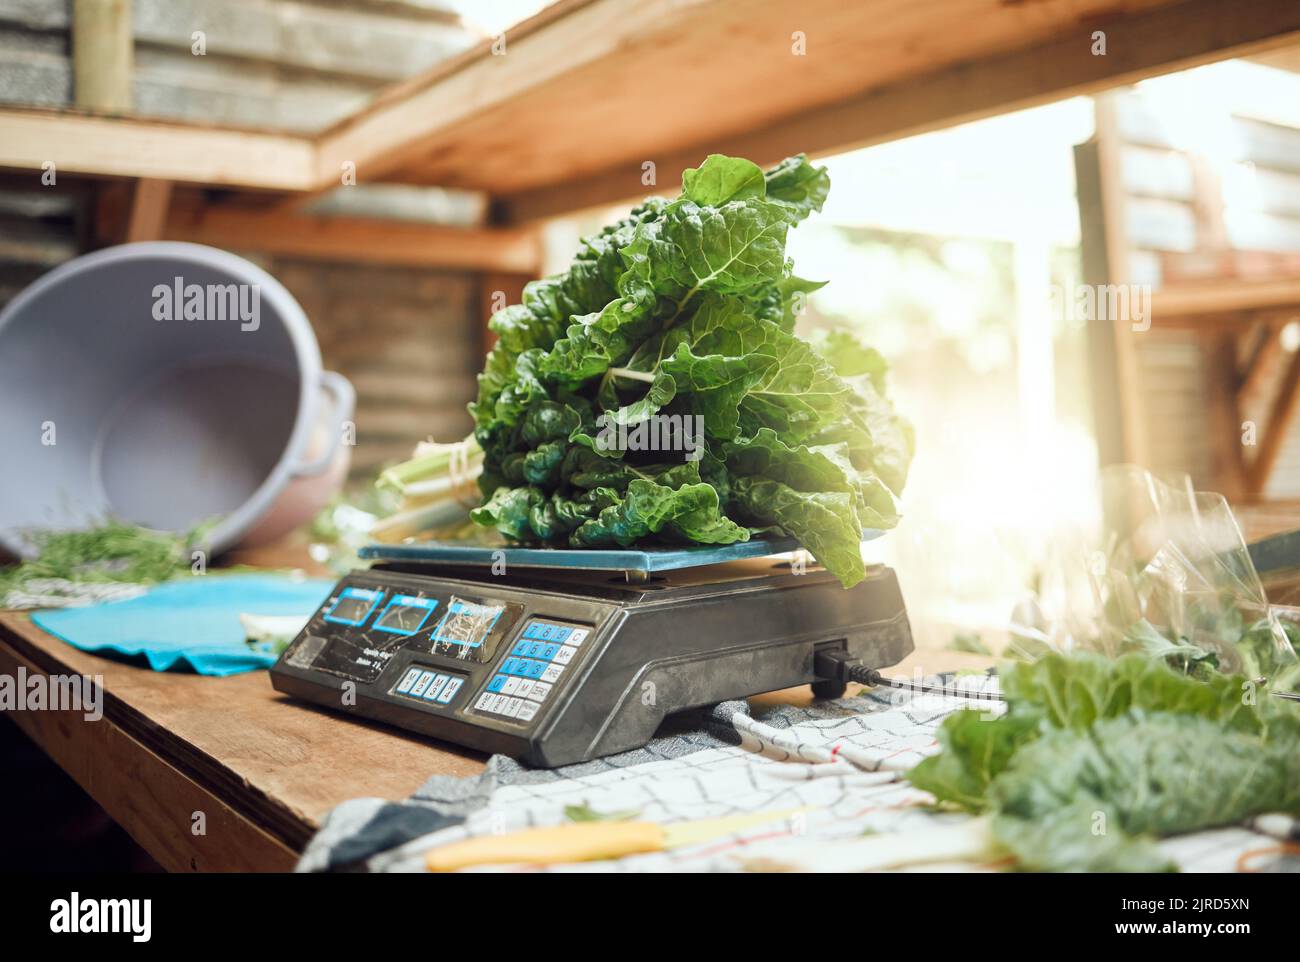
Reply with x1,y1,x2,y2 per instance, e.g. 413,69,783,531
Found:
908,652,1300,871
0,520,205,607
469,154,913,587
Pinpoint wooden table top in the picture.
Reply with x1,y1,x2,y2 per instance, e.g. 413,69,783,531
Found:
0,543,992,872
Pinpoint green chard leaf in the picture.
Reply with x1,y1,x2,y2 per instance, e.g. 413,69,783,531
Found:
812,329,889,388
722,428,898,532
908,709,1041,815
906,651,1300,872
618,198,793,306
569,370,678,458
661,344,777,437
572,475,749,548
763,154,831,221
992,713,1300,872
731,476,866,587
681,154,767,207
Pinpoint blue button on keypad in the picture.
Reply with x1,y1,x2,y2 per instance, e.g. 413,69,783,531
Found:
487,674,507,692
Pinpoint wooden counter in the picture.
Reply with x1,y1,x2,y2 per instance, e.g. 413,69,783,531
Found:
0,560,990,871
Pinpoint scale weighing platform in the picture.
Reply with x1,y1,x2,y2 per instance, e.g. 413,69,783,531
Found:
270,535,913,767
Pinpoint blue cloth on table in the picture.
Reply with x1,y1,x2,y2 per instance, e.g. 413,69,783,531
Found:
31,574,333,676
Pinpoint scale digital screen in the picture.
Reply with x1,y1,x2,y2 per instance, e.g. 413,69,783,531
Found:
322,587,384,626
373,595,439,635
429,597,506,662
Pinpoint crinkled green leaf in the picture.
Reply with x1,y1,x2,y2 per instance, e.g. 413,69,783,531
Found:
763,154,831,220
992,713,1300,872
540,283,660,386
470,485,542,540
999,651,1275,735
618,199,793,306
812,329,888,388
723,428,898,532
681,154,766,207
661,344,776,436
731,476,865,587
908,708,1041,815
569,371,678,458
906,652,1300,871
572,476,749,547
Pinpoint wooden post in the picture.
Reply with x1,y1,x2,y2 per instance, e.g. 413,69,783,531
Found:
1251,347,1300,497
125,178,173,242
1202,330,1247,502
1075,96,1147,469
73,0,133,114
1238,319,1282,413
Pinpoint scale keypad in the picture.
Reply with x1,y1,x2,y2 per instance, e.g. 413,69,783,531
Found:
475,620,590,722
392,666,466,706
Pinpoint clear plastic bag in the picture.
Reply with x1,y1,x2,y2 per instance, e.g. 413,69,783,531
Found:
1009,465,1300,690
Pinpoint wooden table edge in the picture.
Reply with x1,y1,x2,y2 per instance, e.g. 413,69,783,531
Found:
0,617,303,871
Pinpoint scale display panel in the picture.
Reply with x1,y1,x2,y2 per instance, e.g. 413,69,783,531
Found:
293,583,519,685
322,586,384,626
427,598,506,662
373,594,439,635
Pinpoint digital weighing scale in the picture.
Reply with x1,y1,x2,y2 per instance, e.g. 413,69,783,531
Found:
270,535,913,767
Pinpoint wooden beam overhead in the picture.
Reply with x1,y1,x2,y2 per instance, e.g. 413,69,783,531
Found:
495,0,1300,221
0,108,317,191
334,0,1193,197
162,206,542,274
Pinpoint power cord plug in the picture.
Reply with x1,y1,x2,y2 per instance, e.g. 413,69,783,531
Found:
813,647,1004,701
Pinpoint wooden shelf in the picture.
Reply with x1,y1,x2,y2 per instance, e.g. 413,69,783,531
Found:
1153,277,1300,319
0,107,317,191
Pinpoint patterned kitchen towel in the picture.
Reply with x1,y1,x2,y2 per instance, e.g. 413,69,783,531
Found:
31,573,333,676
298,673,1300,874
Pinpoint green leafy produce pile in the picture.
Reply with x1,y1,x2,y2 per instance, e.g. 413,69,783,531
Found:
468,154,913,587
908,652,1300,871
0,521,204,608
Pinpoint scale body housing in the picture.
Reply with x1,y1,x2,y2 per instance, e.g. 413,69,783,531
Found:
270,550,913,768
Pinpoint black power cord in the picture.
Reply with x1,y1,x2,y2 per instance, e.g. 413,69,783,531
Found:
813,648,1005,701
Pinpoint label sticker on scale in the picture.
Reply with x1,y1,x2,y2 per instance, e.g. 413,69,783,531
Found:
475,618,590,722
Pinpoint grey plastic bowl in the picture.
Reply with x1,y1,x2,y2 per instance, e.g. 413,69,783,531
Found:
0,242,355,557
